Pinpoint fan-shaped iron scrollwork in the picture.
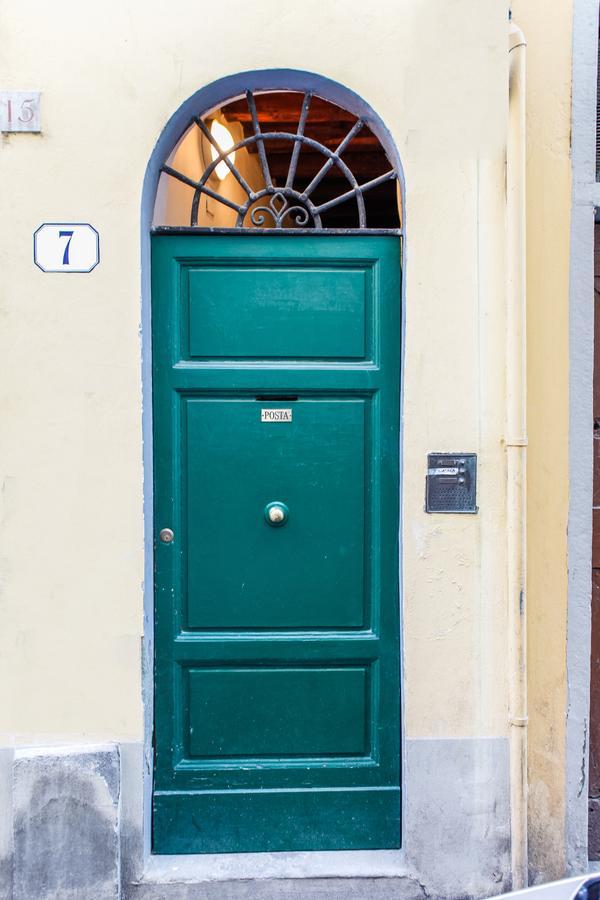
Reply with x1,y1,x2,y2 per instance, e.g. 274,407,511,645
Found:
249,191,313,228
160,90,398,229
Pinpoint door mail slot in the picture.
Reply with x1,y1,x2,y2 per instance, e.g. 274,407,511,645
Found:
425,453,477,513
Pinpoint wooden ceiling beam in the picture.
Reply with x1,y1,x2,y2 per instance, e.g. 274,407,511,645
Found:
240,131,380,150
270,160,389,185
221,101,357,125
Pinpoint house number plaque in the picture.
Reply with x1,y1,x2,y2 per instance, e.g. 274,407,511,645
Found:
0,91,41,133
33,223,100,273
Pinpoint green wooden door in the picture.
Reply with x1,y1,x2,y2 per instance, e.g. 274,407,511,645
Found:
152,234,401,854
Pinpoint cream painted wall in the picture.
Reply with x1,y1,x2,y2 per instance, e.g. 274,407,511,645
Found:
511,0,574,883
0,0,509,747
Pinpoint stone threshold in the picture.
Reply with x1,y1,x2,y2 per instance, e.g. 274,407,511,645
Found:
126,872,427,900
140,849,409,882
124,850,428,899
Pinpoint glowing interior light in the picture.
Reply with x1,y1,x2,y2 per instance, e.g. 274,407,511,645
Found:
210,120,236,180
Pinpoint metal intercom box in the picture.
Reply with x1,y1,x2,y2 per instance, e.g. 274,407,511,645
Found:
425,453,477,514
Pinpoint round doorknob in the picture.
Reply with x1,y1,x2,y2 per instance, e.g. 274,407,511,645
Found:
264,502,289,527
159,528,175,543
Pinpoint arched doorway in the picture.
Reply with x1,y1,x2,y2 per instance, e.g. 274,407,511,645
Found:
148,74,403,855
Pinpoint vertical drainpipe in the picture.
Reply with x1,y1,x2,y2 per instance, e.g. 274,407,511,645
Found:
508,18,528,891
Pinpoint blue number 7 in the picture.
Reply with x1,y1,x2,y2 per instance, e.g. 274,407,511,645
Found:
59,230,74,265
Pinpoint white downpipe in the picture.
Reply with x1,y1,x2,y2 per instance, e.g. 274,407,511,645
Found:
508,20,528,891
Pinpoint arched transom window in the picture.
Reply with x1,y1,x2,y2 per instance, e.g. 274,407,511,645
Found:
154,90,402,230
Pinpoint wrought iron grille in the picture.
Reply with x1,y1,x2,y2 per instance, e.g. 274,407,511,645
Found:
159,90,399,229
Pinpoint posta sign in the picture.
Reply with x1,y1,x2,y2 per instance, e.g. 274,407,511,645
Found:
260,408,293,422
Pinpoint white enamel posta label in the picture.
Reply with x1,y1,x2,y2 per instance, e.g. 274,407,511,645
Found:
261,409,292,422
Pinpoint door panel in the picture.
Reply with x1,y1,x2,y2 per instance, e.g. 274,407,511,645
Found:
186,666,370,758
152,234,401,854
185,264,371,360
185,395,368,630
153,787,397,856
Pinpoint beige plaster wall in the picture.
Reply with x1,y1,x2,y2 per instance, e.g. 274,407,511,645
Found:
511,0,573,883
0,0,509,746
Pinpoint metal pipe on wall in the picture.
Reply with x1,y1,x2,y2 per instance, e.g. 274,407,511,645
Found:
507,19,528,890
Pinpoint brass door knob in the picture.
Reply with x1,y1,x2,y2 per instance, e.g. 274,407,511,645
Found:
264,502,289,527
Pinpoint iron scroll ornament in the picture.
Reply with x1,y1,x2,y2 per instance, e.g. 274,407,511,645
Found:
160,90,398,228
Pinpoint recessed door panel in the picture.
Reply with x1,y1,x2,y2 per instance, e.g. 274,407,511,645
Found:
152,234,401,854
185,264,371,360
186,666,371,759
185,396,368,630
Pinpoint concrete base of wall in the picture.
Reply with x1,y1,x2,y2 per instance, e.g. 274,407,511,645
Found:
0,737,511,900
1,745,120,900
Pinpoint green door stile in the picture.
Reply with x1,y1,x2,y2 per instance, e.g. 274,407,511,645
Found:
151,233,401,855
